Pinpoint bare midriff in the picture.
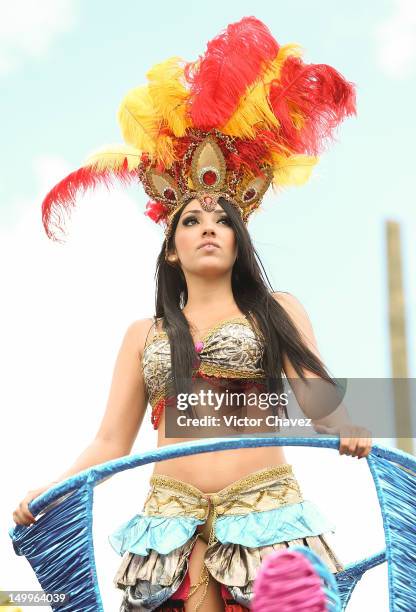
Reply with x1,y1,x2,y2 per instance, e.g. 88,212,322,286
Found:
152,409,288,493
148,312,288,493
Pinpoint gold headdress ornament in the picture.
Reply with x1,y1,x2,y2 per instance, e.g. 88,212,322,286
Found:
41,16,356,248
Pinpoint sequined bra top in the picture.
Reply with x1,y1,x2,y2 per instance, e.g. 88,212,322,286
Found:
141,314,266,429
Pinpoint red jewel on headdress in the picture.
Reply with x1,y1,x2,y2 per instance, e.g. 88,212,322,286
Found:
163,188,177,201
243,187,257,202
202,170,218,186
203,196,212,204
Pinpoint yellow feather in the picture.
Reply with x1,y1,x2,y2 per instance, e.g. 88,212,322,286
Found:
271,153,318,187
262,43,303,82
222,43,303,138
146,56,192,137
222,82,279,138
117,85,163,154
84,144,143,171
155,133,176,168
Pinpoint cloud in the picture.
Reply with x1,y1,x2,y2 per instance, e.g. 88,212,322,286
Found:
0,153,159,259
374,0,416,78
0,0,77,75
0,154,158,469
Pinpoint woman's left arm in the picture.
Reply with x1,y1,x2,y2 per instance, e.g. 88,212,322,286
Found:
272,292,372,459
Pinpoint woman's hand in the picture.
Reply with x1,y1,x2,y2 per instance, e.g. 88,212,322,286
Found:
313,423,372,459
12,484,55,526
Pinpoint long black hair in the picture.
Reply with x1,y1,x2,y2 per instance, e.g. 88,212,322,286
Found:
152,196,337,421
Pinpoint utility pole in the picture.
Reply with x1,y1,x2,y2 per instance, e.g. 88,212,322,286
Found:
386,220,413,455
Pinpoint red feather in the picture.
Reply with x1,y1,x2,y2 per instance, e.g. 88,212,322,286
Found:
41,162,139,242
185,16,279,130
230,139,270,174
269,55,356,155
144,200,169,224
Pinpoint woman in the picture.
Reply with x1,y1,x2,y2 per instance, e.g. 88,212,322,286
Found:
13,16,371,612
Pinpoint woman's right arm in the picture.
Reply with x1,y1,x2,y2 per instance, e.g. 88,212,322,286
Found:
13,318,152,526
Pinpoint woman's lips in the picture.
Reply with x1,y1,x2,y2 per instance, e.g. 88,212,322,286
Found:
199,244,219,251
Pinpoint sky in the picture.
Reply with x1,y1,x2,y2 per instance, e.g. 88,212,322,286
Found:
1,1,415,609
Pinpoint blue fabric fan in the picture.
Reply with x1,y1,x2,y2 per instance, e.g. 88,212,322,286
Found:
9,437,416,611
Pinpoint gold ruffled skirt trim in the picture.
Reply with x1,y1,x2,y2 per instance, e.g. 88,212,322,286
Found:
114,531,343,587
114,532,344,612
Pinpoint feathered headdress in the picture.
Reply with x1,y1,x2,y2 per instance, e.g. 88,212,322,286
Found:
41,16,356,243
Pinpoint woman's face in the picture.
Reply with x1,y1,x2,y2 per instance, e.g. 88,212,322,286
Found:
171,199,237,275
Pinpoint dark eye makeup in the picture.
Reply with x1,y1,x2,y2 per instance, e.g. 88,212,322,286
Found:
182,214,231,226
